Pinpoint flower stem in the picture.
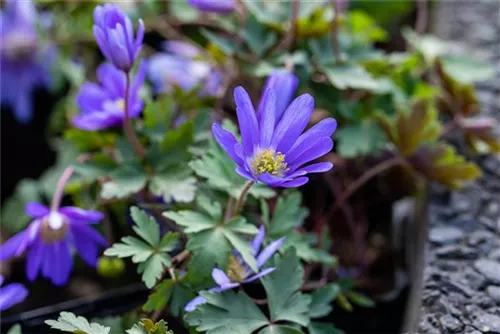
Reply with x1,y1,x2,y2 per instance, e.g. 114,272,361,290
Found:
234,181,254,217
50,166,75,212
415,0,429,35
123,71,147,158
331,0,341,63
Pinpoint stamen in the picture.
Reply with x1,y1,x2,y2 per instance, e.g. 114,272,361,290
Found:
226,256,247,283
115,98,125,110
251,149,288,176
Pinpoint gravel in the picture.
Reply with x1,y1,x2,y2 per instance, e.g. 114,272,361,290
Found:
419,1,500,333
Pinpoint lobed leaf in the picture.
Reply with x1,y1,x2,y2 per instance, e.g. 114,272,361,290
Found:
45,312,110,334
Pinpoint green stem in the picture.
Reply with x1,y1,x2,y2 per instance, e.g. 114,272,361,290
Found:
123,71,147,158
234,181,254,216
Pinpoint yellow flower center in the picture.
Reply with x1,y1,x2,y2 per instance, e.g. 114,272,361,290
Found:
40,214,68,244
251,149,288,176
115,98,125,110
226,256,246,283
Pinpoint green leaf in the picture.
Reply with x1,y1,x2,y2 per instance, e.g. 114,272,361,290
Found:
323,64,378,90
164,200,258,274
45,312,110,334
185,290,269,334
149,170,197,203
261,248,312,327
308,322,344,334
262,191,309,237
190,137,274,199
345,290,375,308
126,319,174,334
6,324,22,334
409,143,481,189
201,29,236,56
376,99,441,156
73,154,116,183
143,277,194,316
308,284,341,318
105,208,179,288
143,95,174,139
101,163,148,200
282,232,336,265
402,28,454,64
441,55,495,84
130,206,161,246
258,325,304,334
335,120,385,158
1,179,41,233
90,317,123,334
348,11,387,42
64,129,117,151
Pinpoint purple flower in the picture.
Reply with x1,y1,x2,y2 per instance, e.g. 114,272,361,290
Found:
212,83,337,188
0,275,28,311
258,70,299,121
0,203,107,286
72,61,146,131
148,41,222,97
93,4,144,72
0,0,55,123
185,226,284,312
187,0,235,14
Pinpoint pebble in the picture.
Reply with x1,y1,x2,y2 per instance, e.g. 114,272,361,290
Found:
474,259,500,284
490,248,500,261
470,311,500,333
487,286,500,303
439,314,463,333
429,226,465,244
436,245,478,260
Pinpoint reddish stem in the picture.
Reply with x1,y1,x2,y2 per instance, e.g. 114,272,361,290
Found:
123,71,147,158
50,167,75,211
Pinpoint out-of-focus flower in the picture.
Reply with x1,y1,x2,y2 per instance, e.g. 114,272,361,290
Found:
185,226,284,312
148,41,222,97
257,70,299,121
213,83,337,188
0,275,28,311
72,61,146,131
0,0,55,123
0,203,107,286
93,4,144,72
187,0,235,14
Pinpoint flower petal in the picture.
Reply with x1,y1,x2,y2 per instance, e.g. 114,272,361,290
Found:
25,202,49,218
211,268,232,286
250,225,265,255
287,137,333,172
49,240,73,286
286,118,337,164
258,70,298,121
184,295,207,312
0,230,27,261
0,282,28,311
271,94,314,153
296,162,333,174
235,166,255,182
212,123,243,165
256,237,286,268
258,89,276,148
257,173,287,187
59,207,104,224
26,237,44,281
280,177,309,188
234,87,259,156
243,267,276,283
71,226,99,267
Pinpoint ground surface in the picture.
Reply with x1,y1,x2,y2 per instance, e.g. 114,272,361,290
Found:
419,1,500,333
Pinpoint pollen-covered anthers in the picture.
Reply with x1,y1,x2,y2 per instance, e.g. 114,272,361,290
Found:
225,256,247,283
251,149,288,177
40,212,68,244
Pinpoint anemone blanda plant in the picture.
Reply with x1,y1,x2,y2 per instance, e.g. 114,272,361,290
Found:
212,84,337,188
185,226,285,312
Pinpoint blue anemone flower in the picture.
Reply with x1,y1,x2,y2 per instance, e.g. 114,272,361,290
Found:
0,275,28,311
72,61,146,131
1,0,56,123
185,226,285,312
0,203,107,286
213,83,337,188
187,0,235,14
93,4,144,72
148,41,222,97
